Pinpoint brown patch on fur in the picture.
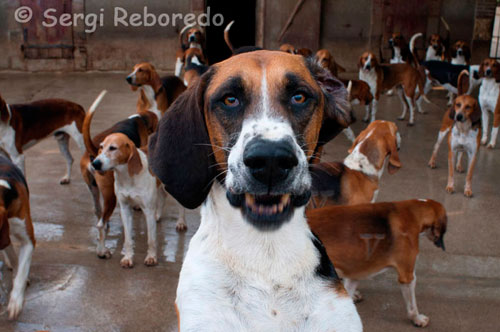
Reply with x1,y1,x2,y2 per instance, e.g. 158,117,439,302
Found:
279,43,297,54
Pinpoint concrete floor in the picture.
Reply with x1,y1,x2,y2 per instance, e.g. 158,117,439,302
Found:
0,72,499,332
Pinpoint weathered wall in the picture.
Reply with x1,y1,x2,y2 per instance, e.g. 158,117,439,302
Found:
0,0,493,72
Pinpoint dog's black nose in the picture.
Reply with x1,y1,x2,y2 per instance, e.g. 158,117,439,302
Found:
126,76,132,84
365,64,371,70
188,35,195,42
456,113,464,122
243,139,298,186
457,49,463,56
486,68,492,76
92,159,102,171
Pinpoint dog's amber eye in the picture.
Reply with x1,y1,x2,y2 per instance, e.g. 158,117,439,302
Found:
291,93,307,105
223,96,239,107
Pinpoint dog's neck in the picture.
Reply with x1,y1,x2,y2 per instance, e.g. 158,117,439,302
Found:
391,47,402,63
140,85,162,120
344,132,385,180
453,119,476,135
481,77,499,92
113,150,147,185
425,46,441,61
196,182,317,282
451,55,466,65
189,42,202,50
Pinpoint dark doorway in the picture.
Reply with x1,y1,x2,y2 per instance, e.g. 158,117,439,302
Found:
205,0,256,64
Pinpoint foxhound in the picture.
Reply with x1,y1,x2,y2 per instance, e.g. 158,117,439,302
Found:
450,40,471,65
307,199,447,327
0,93,85,184
388,33,413,65
175,25,206,77
477,58,500,148
310,120,401,207
91,133,167,268
315,49,346,77
126,62,186,118
81,92,186,259
149,50,362,331
0,149,35,319
358,51,424,125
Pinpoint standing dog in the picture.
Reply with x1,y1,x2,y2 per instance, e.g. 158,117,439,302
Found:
477,58,500,148
358,52,424,125
91,133,166,268
0,93,85,183
148,50,362,331
126,62,186,118
0,149,35,319
307,199,447,327
445,95,482,197
175,25,206,77
388,33,413,65
310,120,401,207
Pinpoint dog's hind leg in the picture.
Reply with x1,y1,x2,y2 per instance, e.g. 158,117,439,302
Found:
399,272,429,327
55,132,73,184
396,87,408,121
7,217,34,320
95,174,116,259
2,245,17,270
176,205,187,232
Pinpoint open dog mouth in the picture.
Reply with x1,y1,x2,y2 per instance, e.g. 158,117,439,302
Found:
226,191,311,231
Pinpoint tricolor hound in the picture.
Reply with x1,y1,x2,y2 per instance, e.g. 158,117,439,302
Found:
175,25,206,77
358,51,424,125
149,50,362,331
0,93,85,184
0,149,35,319
310,120,401,207
307,199,447,327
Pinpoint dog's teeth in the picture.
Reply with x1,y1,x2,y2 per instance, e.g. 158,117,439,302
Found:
258,205,265,215
245,194,255,207
278,203,284,213
281,194,291,205
272,205,278,214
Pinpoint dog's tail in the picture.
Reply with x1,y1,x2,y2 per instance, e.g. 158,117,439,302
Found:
83,90,107,158
410,32,422,67
179,24,193,50
441,16,451,51
224,20,235,53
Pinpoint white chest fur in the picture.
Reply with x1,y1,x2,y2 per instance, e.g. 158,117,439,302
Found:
479,78,500,112
359,69,377,97
142,85,162,120
425,47,441,61
450,124,478,153
176,184,361,332
390,47,404,64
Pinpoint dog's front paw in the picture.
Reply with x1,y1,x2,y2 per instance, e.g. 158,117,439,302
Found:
397,116,405,121
176,220,188,232
456,165,464,173
352,290,363,303
481,137,488,145
7,293,24,320
446,185,454,194
411,314,430,328
144,255,158,266
120,257,134,268
428,159,436,169
407,122,415,127
464,188,473,198
59,177,70,185
97,248,112,259
487,143,495,149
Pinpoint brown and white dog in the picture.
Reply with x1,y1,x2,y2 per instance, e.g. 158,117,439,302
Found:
425,34,446,61
90,132,169,268
477,58,500,148
80,92,186,259
126,62,186,118
315,49,346,77
148,50,361,331
388,33,413,65
0,94,85,184
279,43,297,54
0,149,35,319
450,40,471,65
175,25,206,77
310,120,401,207
307,199,448,327
358,51,425,125
446,95,482,197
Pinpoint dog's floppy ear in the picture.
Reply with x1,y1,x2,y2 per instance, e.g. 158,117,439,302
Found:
457,70,470,96
148,69,216,209
470,99,482,125
386,133,401,174
448,102,456,121
128,145,143,177
306,58,352,149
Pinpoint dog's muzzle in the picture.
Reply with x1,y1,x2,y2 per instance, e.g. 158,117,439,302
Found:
188,35,196,42
455,113,465,122
92,159,102,171
457,49,463,56
226,138,311,231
